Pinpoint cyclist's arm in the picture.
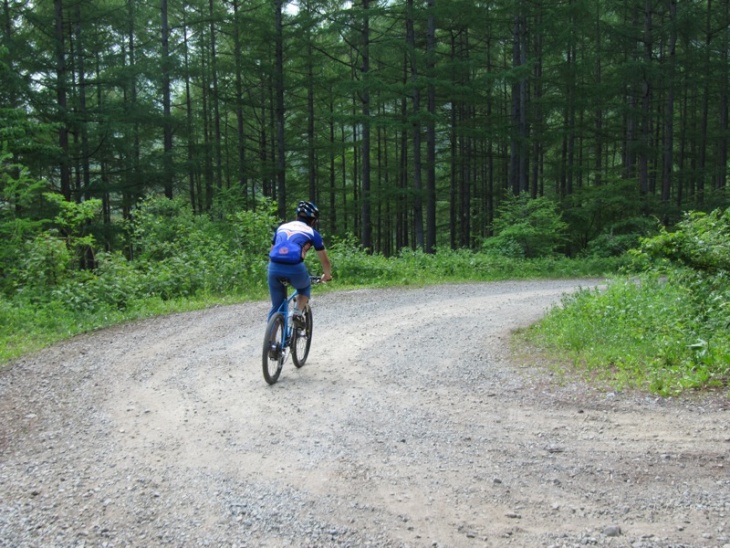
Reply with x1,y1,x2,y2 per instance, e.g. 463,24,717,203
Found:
317,249,333,282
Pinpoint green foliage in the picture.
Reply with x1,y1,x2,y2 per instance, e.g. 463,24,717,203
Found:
50,251,143,312
1,194,278,323
326,235,622,287
43,191,100,255
483,193,568,258
583,216,656,258
6,192,102,302
1,196,621,365
631,207,730,363
0,195,281,362
326,234,394,284
124,196,265,293
631,208,730,273
0,143,49,293
120,196,274,301
561,178,656,257
233,205,279,253
527,207,730,395
16,231,73,295
128,196,197,261
0,295,74,362
527,274,729,395
0,144,47,212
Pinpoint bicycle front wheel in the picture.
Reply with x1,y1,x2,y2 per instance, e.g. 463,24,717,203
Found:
291,306,313,368
262,313,285,384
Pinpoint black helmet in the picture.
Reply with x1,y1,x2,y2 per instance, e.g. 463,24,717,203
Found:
296,200,320,220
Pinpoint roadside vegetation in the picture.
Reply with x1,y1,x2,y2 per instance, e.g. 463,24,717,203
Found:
0,190,621,364
524,208,730,396
1,174,728,396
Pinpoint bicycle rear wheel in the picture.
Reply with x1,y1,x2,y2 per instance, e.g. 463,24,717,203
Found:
262,313,285,384
291,305,313,368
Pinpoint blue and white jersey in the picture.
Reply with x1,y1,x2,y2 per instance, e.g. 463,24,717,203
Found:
269,220,325,264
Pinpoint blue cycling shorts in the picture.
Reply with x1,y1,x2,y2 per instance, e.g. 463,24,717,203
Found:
267,261,311,319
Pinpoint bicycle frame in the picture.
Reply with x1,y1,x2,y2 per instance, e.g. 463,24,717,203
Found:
277,286,301,352
262,276,320,384
274,276,318,347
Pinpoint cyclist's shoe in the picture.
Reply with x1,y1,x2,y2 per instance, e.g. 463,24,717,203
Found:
268,343,281,360
292,311,306,328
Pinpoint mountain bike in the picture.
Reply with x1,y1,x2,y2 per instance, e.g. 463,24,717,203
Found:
262,276,321,385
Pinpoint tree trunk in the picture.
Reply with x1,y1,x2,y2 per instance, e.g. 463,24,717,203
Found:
182,13,197,212
306,24,316,201
661,0,677,207
329,96,337,232
566,39,576,197
638,0,652,206
425,0,436,253
54,0,71,201
698,0,713,203
510,7,528,195
717,0,729,190
201,46,213,209
73,3,91,201
531,10,543,198
208,0,222,190
449,31,458,250
593,1,603,187
123,0,142,219
161,0,173,199
231,0,249,205
360,0,372,251
623,4,638,181
399,88,409,251
274,0,286,218
407,0,424,250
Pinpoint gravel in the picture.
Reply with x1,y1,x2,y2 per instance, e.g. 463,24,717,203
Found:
1,279,729,547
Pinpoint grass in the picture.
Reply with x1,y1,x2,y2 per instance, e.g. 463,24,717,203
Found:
0,288,271,364
0,250,622,365
520,274,730,396
5,248,728,397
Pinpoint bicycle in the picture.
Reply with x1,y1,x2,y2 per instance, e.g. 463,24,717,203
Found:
262,276,321,385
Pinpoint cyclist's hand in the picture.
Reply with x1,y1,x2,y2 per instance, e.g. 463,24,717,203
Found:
321,273,333,283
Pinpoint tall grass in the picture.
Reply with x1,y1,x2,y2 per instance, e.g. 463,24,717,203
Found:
327,241,621,287
523,209,730,396
9,194,727,398
0,243,622,364
523,275,729,395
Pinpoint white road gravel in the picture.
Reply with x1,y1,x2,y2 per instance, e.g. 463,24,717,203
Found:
1,279,728,547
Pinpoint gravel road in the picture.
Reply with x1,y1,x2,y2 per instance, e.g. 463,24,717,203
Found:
1,279,729,547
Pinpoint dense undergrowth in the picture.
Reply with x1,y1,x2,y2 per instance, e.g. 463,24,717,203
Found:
0,229,623,364
524,208,730,396
1,193,728,397
1,193,626,363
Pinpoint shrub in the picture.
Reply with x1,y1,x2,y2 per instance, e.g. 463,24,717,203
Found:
0,145,48,294
17,231,72,295
634,208,730,273
584,217,657,258
483,193,568,258
327,235,394,285
529,274,728,394
529,207,730,395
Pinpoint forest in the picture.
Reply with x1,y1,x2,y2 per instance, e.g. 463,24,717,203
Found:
1,0,729,393
2,0,729,258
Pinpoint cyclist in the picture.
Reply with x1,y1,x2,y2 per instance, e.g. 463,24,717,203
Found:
267,201,333,325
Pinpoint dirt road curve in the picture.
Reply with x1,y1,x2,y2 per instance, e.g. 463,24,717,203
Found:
1,280,728,547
